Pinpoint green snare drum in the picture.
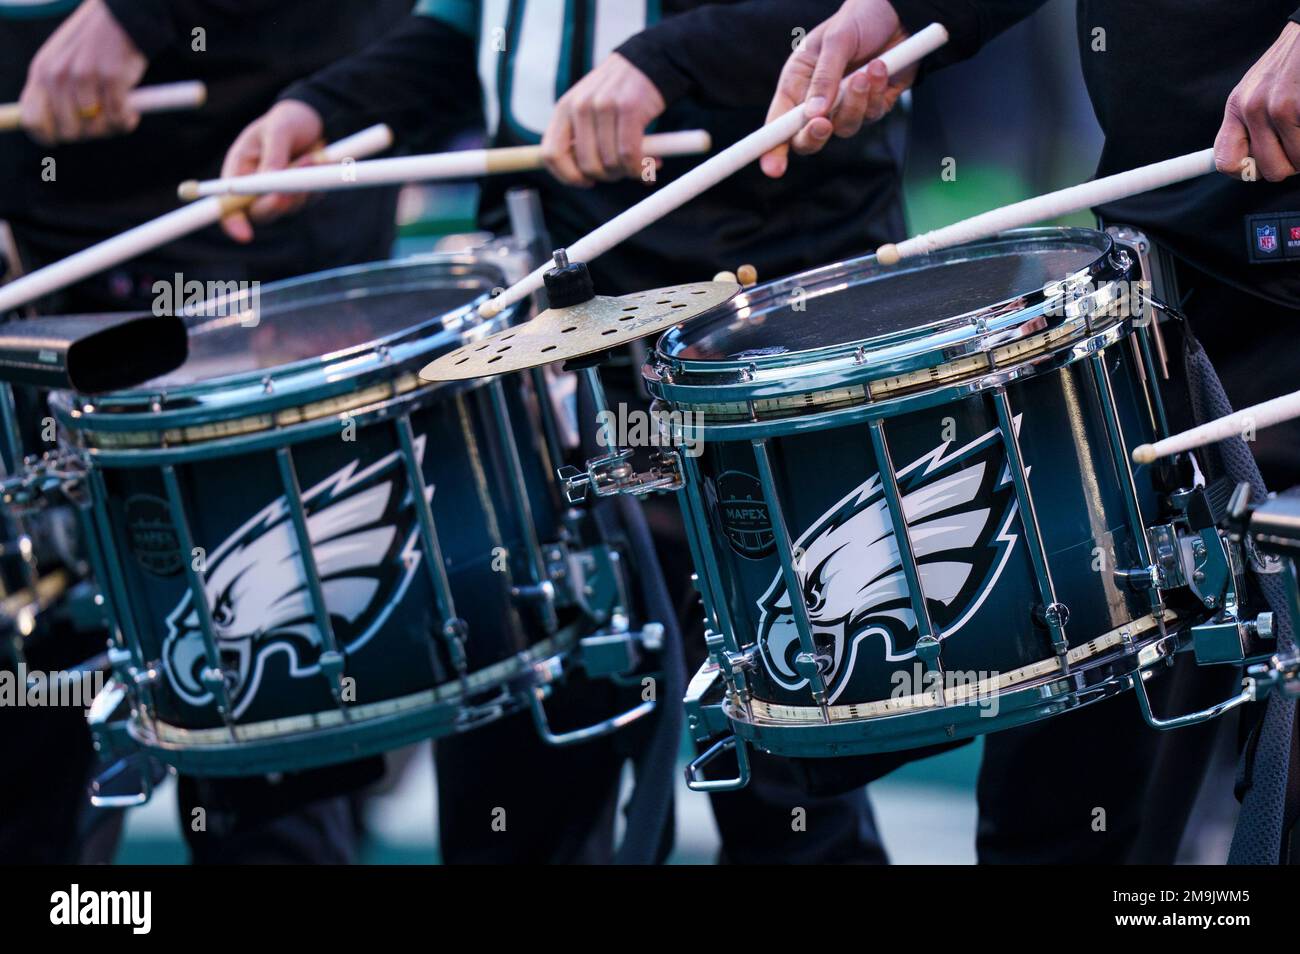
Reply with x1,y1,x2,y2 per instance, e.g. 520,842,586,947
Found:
64,244,660,797
563,228,1270,790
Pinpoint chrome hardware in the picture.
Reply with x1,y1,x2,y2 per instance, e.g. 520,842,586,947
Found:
1131,665,1255,731
556,447,684,501
685,734,751,793
1146,523,1188,589
683,660,732,739
1181,527,1236,610
1191,612,1276,667
1246,653,1300,701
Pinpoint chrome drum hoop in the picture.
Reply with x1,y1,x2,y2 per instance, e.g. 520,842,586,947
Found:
706,611,1188,758
47,246,536,461
106,620,591,777
646,228,1133,423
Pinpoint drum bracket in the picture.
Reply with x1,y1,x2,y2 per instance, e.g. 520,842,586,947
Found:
557,447,683,502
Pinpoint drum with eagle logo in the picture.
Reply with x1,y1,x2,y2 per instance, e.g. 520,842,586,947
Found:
642,228,1247,789
58,245,658,784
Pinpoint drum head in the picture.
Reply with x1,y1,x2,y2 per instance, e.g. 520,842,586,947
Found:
662,230,1110,363
153,257,500,389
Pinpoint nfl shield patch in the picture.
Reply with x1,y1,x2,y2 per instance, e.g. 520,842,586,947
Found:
1257,223,1279,253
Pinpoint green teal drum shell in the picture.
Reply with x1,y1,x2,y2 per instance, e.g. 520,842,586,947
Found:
62,253,578,774
654,228,1197,733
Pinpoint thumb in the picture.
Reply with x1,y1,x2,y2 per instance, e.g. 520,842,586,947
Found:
1214,103,1252,179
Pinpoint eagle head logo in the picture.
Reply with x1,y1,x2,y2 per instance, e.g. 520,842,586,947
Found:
162,437,430,717
756,423,1021,704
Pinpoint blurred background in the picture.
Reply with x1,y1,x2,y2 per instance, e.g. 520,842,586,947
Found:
105,0,1155,865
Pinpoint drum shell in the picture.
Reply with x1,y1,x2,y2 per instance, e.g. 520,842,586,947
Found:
84,378,561,732
687,337,1163,709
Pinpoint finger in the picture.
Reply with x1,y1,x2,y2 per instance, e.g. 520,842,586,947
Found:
221,210,254,244
541,109,589,187
571,101,606,183
805,26,857,117
761,42,819,178
246,192,306,226
19,86,55,146
791,116,834,155
47,72,83,142
101,72,134,134
594,99,622,179
69,65,107,139
1270,106,1300,181
1243,97,1295,181
615,109,646,181
831,69,874,139
255,123,295,173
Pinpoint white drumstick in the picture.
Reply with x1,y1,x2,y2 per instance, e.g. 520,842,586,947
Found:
475,23,950,320
0,80,207,131
877,148,1217,265
1132,388,1300,464
178,129,714,199
0,124,393,315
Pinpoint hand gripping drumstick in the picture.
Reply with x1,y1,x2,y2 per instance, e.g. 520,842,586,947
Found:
177,129,713,199
876,148,1218,265
0,124,393,315
0,80,207,131
1132,387,1300,464
477,23,951,319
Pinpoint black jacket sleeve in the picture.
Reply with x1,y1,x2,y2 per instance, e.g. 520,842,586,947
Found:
104,0,288,60
278,14,480,152
103,0,181,60
615,0,843,108
890,0,1048,69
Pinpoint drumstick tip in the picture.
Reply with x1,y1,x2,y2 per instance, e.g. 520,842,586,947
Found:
177,180,200,201
1131,444,1157,465
877,244,901,266
479,298,504,320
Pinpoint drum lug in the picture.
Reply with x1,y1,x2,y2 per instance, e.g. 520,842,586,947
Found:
556,447,683,502
1145,523,1188,589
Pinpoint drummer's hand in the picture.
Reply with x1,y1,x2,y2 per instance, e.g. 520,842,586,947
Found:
1215,21,1300,182
19,0,147,145
219,100,324,244
542,53,666,187
760,0,913,178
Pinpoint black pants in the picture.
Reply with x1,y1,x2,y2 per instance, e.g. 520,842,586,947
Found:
430,663,886,865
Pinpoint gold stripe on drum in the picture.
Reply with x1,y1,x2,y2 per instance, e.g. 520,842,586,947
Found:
147,627,580,746
746,610,1176,725
78,372,427,450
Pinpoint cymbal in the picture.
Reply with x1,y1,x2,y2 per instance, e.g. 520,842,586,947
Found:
420,280,739,381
